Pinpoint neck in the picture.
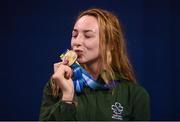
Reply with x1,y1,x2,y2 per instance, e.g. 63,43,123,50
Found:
85,61,100,80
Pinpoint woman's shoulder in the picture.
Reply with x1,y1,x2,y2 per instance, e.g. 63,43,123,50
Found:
114,79,150,99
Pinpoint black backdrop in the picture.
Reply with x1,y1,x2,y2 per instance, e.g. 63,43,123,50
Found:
0,0,180,120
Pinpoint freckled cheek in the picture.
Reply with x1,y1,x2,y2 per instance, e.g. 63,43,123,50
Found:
84,41,99,49
86,46,99,56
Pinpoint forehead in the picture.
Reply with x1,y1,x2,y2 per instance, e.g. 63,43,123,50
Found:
74,15,99,31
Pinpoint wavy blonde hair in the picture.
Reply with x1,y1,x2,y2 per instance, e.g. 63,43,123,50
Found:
76,8,137,84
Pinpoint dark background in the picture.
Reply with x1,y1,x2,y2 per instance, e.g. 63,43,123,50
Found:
0,0,180,120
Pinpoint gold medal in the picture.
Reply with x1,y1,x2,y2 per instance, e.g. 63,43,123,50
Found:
60,50,77,66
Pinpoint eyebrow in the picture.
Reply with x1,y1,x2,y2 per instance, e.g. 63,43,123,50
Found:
73,29,96,33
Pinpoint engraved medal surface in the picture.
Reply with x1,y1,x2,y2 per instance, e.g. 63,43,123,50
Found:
60,50,77,66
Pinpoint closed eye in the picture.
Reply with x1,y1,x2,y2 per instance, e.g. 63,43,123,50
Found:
85,35,91,38
72,35,77,38
72,30,78,38
72,33,78,38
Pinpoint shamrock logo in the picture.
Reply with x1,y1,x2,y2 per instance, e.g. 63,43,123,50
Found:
111,102,123,120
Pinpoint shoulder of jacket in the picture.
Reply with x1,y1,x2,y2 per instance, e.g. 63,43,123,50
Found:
115,79,149,98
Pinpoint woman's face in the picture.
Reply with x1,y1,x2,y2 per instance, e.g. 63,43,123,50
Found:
71,15,100,65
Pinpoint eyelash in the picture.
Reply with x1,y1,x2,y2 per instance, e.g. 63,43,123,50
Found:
72,35,77,38
72,34,91,39
85,35,91,38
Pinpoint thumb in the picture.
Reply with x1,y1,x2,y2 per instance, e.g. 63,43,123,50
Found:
63,57,69,65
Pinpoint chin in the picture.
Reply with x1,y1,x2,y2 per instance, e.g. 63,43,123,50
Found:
77,58,87,64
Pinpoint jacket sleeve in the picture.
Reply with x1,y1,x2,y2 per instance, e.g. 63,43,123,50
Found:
131,86,151,120
39,80,76,120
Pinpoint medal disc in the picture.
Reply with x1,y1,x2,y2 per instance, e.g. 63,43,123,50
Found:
63,50,77,66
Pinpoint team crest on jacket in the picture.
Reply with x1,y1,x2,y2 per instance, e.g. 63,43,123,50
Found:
111,102,123,120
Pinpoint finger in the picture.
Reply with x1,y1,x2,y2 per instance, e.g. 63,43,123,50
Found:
64,72,70,79
69,69,73,78
54,62,63,73
63,57,69,65
64,66,72,79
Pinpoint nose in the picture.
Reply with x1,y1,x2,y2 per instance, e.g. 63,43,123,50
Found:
71,35,83,48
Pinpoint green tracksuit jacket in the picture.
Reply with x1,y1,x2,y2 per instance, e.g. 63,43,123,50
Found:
39,76,150,121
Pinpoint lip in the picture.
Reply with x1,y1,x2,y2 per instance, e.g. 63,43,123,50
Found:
73,48,83,53
73,49,83,56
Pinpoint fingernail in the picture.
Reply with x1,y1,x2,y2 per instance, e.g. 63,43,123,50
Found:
66,60,69,64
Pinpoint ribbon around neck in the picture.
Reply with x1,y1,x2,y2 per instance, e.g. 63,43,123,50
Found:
60,50,117,93
71,63,109,92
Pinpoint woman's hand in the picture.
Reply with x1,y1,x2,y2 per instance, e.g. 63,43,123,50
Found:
51,60,74,101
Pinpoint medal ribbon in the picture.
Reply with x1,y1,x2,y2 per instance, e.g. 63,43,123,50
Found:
70,62,117,93
60,50,117,93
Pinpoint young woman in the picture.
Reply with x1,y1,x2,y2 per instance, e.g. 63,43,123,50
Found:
39,8,150,120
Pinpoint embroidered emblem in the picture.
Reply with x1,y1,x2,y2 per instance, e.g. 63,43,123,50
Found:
111,102,123,120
